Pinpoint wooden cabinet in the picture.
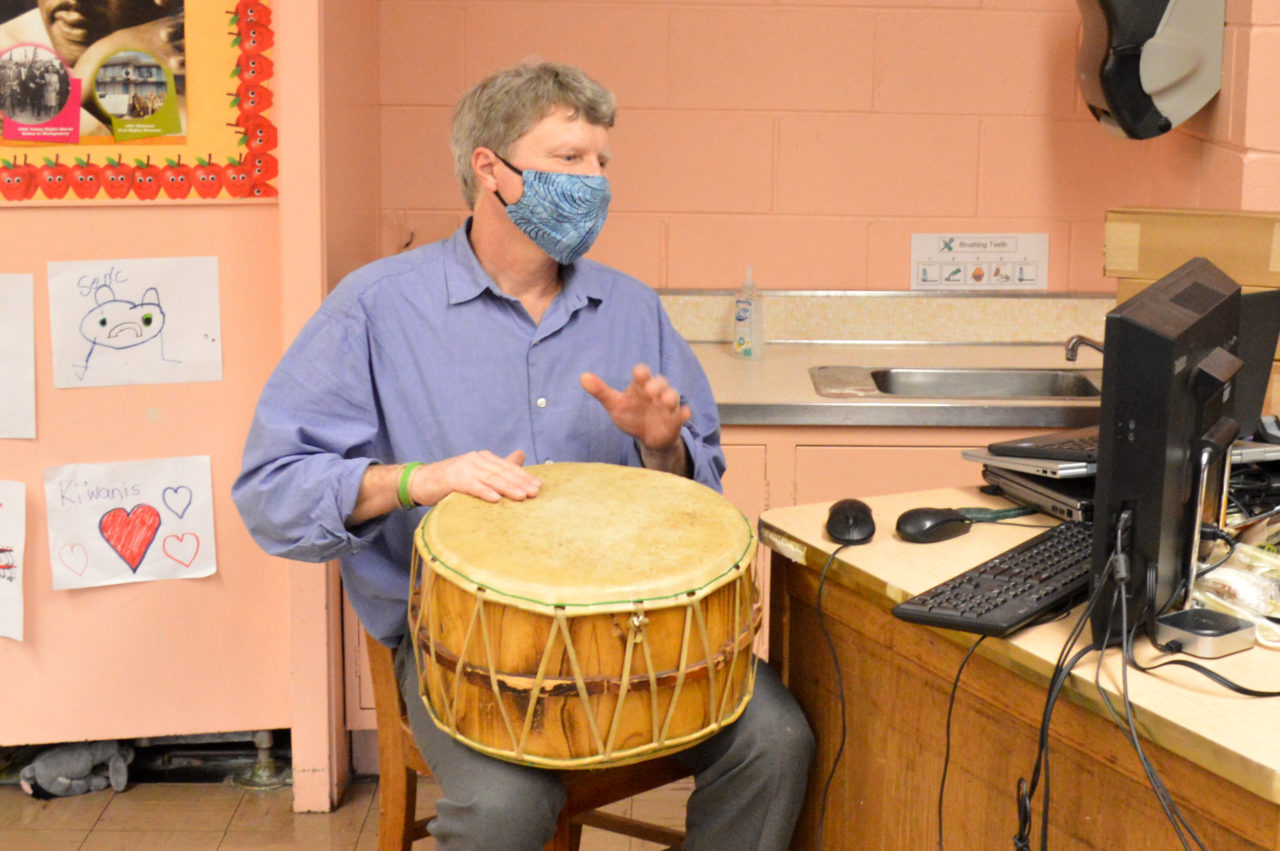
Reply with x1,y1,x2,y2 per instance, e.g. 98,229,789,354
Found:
723,424,1049,509
720,424,1051,660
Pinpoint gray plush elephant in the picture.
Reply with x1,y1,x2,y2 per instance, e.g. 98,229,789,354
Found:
19,741,133,799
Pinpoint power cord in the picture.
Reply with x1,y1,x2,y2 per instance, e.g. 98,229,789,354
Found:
1012,628,1102,850
937,635,985,851
1119,600,1206,850
814,543,851,851
1012,526,1116,851
1193,524,1238,580
1127,643,1280,698
1091,515,1209,850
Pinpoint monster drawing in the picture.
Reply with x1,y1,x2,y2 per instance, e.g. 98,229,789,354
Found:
73,285,179,380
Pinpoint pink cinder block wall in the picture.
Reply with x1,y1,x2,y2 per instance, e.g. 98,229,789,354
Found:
375,0,1279,294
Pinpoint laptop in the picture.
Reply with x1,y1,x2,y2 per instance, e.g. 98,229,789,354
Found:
981,465,1094,522
961,447,1096,478
987,289,1280,465
980,428,1280,467
986,425,1099,463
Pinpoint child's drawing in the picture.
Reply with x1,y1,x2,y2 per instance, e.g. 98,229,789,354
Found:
45,457,217,590
48,257,222,388
0,480,26,641
0,275,35,438
73,285,179,380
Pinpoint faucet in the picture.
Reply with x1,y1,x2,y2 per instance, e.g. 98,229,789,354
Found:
1064,334,1104,362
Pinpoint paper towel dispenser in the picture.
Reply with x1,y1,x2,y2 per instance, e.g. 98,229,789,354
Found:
1075,0,1225,139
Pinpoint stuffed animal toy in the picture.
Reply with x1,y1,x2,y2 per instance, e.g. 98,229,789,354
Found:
19,741,133,799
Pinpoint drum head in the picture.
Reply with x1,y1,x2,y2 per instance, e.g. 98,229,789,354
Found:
419,462,753,609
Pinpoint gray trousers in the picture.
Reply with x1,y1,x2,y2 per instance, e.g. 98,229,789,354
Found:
395,633,814,850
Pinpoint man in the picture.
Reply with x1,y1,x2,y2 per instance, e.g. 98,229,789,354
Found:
233,62,813,850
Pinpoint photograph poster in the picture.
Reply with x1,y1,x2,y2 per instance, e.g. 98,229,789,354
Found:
0,0,185,145
0,1,277,202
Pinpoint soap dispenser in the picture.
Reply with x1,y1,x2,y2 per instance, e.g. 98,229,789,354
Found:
732,266,764,359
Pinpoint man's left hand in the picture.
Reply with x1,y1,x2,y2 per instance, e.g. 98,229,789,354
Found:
581,364,691,463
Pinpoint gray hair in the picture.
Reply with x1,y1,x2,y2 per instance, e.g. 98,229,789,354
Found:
450,62,616,207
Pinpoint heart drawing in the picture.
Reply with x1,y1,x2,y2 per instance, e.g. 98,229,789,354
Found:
99,504,161,572
162,485,192,519
58,543,89,576
162,533,200,567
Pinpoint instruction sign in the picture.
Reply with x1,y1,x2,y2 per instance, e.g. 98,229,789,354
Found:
911,233,1049,291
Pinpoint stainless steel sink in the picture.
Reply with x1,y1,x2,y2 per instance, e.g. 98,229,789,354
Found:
809,366,1103,399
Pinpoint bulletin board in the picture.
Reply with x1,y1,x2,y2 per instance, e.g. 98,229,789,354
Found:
0,0,275,202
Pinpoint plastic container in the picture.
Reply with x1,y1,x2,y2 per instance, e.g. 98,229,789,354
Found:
732,266,764,359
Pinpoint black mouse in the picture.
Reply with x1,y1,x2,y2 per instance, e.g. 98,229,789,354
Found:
895,507,972,544
826,498,875,544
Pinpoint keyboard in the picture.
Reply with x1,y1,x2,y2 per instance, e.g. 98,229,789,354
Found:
891,521,1094,637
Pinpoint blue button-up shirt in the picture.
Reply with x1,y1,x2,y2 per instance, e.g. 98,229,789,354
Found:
233,223,725,645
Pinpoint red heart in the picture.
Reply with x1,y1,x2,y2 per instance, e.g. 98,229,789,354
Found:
99,505,161,572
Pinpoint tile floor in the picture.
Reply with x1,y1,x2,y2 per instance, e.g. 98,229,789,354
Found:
0,775,693,850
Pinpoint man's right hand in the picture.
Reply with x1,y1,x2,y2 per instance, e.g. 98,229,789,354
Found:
408,450,540,507
346,450,539,528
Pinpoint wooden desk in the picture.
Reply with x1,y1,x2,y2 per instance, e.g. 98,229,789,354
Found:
761,488,1280,850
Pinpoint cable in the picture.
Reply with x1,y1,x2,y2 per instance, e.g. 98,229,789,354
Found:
1127,650,1280,698
1092,517,1212,850
937,635,985,851
1194,525,1238,580
814,543,851,851
1119,609,1206,850
1094,587,1126,728
1013,567,1110,850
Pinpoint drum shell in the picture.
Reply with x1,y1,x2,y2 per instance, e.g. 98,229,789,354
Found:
411,555,757,768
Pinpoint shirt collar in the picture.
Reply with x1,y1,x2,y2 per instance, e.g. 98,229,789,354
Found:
443,220,605,309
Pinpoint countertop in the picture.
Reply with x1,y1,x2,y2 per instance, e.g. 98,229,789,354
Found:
691,341,1105,428
759,487,1280,806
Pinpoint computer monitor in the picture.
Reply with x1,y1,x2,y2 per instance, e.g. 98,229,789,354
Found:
1089,257,1243,647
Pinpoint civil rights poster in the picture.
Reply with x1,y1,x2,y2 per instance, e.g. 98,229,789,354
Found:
0,1,185,145
0,1,276,201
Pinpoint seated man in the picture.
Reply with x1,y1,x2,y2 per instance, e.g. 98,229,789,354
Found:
233,61,814,850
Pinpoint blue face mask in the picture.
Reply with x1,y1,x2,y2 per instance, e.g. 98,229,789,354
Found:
495,155,611,265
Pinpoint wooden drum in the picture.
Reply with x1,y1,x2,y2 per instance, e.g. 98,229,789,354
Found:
408,462,759,769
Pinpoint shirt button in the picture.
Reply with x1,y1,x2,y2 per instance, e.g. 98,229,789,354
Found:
536,397,547,408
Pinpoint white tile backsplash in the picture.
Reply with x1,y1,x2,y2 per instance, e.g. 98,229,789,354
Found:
659,291,1112,345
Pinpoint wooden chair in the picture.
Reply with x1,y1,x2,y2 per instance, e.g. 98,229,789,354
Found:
366,630,691,850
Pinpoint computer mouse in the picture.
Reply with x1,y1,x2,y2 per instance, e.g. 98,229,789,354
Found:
895,507,972,544
826,498,875,544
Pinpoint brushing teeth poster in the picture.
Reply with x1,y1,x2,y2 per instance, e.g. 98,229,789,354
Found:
47,255,222,388
45,455,217,590
0,480,25,641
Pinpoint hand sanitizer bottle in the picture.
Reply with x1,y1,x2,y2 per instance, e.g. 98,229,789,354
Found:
733,266,764,359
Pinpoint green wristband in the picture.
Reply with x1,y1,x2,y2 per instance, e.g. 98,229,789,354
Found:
398,462,422,510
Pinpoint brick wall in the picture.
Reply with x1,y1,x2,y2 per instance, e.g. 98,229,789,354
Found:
370,0,1278,294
